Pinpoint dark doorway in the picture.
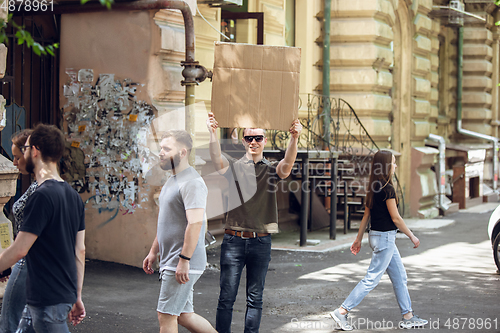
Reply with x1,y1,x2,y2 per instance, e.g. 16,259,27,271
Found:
1,14,60,158
0,14,60,211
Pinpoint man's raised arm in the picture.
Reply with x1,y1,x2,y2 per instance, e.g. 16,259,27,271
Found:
277,119,302,179
207,112,229,173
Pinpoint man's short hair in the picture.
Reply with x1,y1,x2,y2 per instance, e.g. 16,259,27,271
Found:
243,128,267,137
161,130,193,153
29,124,66,163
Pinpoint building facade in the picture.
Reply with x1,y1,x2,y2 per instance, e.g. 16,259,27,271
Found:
0,0,499,267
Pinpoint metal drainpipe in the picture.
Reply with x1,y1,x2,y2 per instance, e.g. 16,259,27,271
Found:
322,0,331,147
43,0,209,164
427,134,446,212
457,27,498,191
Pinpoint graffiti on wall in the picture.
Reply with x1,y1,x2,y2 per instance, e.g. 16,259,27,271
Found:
63,68,158,219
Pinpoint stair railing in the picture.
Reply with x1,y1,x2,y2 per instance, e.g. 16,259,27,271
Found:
269,93,405,216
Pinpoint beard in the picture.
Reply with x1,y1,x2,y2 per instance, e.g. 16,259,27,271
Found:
160,153,181,171
25,153,35,174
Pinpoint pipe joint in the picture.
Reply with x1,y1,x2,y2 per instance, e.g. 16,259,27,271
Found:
181,61,212,86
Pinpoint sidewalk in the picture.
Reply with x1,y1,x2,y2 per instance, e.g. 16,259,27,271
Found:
270,217,456,252
209,211,462,254
268,201,499,252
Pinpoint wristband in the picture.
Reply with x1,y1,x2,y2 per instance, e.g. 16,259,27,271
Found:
179,254,191,261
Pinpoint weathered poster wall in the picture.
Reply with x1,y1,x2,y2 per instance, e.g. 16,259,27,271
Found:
62,68,168,266
63,68,160,219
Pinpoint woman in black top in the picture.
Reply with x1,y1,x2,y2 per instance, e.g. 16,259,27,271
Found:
0,129,37,333
330,150,428,331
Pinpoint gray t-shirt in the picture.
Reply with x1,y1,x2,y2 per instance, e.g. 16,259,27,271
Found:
157,166,208,274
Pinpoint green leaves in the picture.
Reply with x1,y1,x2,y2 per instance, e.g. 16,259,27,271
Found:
496,1,500,27
81,0,114,10
6,18,59,56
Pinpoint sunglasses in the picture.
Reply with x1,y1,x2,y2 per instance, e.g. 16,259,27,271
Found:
243,135,265,143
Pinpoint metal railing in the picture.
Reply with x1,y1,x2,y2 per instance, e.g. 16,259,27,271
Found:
269,93,405,215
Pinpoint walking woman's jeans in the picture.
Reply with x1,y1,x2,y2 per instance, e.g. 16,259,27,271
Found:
216,233,272,333
0,259,28,333
341,230,413,315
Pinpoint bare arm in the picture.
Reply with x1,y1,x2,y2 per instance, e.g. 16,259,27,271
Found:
176,208,205,284
143,235,159,274
0,231,37,272
350,208,370,255
386,199,420,248
69,230,86,326
276,119,302,179
74,230,85,300
207,112,229,174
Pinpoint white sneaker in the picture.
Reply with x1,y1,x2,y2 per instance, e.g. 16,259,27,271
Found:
399,315,428,329
330,308,353,331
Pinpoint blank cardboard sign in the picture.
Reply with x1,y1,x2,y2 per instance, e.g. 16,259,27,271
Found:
211,42,301,131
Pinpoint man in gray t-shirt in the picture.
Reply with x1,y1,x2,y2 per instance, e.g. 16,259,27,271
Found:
143,130,216,333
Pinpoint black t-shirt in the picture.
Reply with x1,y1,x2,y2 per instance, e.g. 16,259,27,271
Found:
369,182,397,232
21,180,85,307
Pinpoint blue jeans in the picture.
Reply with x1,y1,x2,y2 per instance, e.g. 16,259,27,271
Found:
342,230,413,315
24,304,72,333
216,233,272,333
0,259,30,333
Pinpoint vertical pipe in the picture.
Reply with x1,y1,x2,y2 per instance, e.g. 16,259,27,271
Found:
330,155,337,239
185,84,196,165
310,175,315,228
322,0,331,146
457,27,463,124
343,180,348,234
300,157,309,246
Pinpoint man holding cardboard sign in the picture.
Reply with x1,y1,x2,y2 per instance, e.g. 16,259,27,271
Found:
207,112,302,333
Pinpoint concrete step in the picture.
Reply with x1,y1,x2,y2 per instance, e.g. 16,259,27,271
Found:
483,192,499,203
443,202,460,216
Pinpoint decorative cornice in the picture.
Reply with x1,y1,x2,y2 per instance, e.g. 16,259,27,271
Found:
154,9,185,28
465,1,497,14
158,50,185,63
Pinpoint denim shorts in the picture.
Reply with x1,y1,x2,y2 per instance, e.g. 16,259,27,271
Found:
157,270,201,316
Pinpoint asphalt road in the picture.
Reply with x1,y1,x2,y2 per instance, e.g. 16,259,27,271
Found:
70,206,500,333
